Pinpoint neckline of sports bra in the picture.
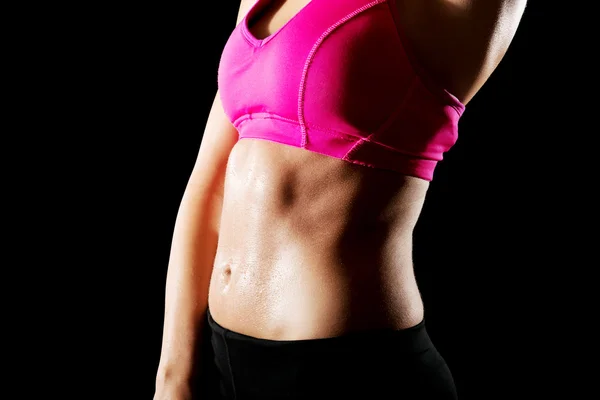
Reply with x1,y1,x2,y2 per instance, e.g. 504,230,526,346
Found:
242,0,315,47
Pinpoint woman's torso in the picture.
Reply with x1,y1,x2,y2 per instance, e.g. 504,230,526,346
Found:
209,0,459,340
208,138,429,340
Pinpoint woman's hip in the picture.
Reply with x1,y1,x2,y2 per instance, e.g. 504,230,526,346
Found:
201,307,457,400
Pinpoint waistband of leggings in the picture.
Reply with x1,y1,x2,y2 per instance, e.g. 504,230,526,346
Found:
207,308,433,353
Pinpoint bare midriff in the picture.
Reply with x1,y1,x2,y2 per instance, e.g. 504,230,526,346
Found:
207,138,429,340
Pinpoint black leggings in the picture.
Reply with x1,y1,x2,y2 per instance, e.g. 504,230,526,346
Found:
198,309,458,399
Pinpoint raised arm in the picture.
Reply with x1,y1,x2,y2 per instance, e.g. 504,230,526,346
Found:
395,0,528,104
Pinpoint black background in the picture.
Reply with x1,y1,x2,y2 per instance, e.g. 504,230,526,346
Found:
47,2,562,399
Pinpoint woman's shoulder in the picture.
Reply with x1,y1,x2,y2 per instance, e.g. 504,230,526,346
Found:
390,0,528,104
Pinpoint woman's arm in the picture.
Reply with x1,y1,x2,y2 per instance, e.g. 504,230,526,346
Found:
154,91,238,398
154,3,259,398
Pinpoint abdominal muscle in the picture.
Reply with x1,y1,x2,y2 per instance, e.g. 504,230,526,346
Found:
207,138,430,340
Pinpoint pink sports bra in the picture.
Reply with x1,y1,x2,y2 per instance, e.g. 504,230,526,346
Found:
217,0,466,181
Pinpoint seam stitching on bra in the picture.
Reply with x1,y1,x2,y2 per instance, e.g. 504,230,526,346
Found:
297,0,388,149
304,122,359,141
235,113,359,143
236,112,373,140
233,112,298,126
344,75,418,161
235,113,436,159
